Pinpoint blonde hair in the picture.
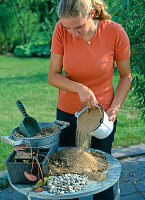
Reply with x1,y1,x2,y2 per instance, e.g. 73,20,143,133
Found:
58,0,111,20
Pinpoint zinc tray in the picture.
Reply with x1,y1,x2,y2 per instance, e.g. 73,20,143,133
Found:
7,147,121,200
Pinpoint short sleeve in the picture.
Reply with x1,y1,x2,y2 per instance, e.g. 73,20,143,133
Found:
114,24,131,62
50,21,64,55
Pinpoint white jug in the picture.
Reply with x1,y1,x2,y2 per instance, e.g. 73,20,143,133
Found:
75,104,114,139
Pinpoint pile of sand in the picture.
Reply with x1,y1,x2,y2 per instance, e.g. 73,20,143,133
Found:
49,147,108,181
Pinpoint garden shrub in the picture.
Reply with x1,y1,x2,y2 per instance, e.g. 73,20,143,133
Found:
14,43,50,57
108,0,145,119
0,0,58,55
0,3,23,54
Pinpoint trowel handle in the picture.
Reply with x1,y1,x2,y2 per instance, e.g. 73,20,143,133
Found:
16,100,29,118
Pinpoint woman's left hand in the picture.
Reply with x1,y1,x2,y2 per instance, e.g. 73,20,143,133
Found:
106,108,118,122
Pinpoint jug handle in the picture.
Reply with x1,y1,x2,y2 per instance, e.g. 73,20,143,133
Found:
75,103,87,118
96,104,104,123
75,103,103,123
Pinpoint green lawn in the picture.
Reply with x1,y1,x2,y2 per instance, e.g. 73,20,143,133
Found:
0,56,144,171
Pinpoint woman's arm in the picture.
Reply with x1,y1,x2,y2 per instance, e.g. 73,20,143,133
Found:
48,53,97,107
106,57,132,122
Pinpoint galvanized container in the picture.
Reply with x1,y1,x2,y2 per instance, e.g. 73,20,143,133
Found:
1,120,70,149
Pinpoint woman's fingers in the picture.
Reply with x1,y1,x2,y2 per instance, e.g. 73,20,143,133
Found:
106,108,117,122
83,94,97,108
109,115,116,122
78,85,97,107
87,97,96,107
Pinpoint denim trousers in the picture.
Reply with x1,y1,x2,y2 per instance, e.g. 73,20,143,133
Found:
56,108,117,200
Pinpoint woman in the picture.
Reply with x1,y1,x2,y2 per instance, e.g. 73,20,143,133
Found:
48,0,132,199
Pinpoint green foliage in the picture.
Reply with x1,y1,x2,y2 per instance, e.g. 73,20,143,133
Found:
108,0,145,119
131,75,145,119
0,0,58,54
0,3,23,54
126,1,145,119
14,43,50,57
31,0,58,42
7,0,40,44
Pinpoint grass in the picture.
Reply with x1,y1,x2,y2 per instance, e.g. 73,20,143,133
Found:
0,55,144,171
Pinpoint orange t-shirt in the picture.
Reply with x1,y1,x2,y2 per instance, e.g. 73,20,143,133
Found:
51,19,131,114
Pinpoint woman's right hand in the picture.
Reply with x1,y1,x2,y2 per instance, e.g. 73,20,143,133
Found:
77,85,98,108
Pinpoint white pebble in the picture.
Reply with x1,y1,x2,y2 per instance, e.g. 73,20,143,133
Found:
43,173,88,195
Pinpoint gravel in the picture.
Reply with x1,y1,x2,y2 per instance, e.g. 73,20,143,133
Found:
43,173,88,195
